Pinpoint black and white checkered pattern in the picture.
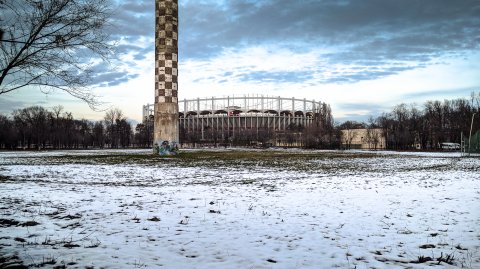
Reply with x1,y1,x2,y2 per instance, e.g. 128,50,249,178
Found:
155,0,178,104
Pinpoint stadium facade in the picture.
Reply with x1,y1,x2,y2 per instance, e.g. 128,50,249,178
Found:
144,95,334,147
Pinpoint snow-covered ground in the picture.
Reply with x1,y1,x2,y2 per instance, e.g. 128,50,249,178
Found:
0,149,479,268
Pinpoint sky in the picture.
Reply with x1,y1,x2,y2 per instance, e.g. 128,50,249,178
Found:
1,0,479,123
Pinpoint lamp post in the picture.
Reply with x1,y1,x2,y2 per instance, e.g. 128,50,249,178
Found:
468,112,476,156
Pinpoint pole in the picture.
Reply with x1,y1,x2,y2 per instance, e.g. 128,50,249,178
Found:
154,0,179,155
468,112,476,156
461,131,464,156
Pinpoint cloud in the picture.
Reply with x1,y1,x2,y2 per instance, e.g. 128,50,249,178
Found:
7,0,473,122
109,0,154,38
180,0,480,51
78,0,155,87
95,0,479,89
337,102,390,113
178,0,480,84
0,98,29,115
90,72,140,88
401,87,479,101
235,71,314,84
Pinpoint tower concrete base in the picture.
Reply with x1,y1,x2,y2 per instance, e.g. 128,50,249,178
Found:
153,102,179,155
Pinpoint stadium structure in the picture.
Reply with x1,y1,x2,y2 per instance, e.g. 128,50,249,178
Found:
143,95,333,147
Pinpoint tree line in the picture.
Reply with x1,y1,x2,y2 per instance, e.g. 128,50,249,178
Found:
0,106,145,150
1,93,479,150
340,92,480,150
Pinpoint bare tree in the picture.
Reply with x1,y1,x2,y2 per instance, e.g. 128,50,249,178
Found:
342,129,356,150
104,108,125,148
12,106,50,149
363,117,378,149
0,0,113,108
0,114,17,149
339,121,365,149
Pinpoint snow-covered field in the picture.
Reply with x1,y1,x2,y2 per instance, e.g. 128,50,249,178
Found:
0,149,479,268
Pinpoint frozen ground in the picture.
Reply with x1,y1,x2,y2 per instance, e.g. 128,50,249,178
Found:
0,149,479,269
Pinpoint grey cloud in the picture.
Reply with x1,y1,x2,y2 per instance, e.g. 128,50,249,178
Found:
335,103,391,123
109,0,154,38
335,113,372,123
401,87,478,100
115,44,143,55
0,98,28,115
113,44,153,60
89,66,140,87
97,0,479,86
179,0,480,82
235,71,314,83
337,103,390,112
77,0,154,88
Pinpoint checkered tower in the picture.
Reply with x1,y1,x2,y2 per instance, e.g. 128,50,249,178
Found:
154,0,179,149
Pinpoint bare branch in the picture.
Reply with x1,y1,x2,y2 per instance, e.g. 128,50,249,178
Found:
0,0,115,110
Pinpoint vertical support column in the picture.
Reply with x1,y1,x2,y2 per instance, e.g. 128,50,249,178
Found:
256,113,259,141
211,97,215,114
154,0,179,155
222,113,225,140
227,96,230,139
196,98,200,137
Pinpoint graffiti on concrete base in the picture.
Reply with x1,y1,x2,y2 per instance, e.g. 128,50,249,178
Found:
153,141,179,156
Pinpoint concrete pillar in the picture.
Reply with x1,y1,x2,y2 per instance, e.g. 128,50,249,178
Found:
211,97,215,114
154,0,179,154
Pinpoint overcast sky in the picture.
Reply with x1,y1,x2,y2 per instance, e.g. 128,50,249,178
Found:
1,0,479,123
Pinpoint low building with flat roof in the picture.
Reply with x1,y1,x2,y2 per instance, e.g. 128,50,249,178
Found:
341,128,386,150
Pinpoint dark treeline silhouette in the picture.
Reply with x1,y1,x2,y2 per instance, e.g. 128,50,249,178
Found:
1,93,478,151
302,102,340,149
343,93,480,150
0,106,139,150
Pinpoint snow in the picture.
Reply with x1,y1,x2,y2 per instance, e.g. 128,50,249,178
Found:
0,149,479,268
